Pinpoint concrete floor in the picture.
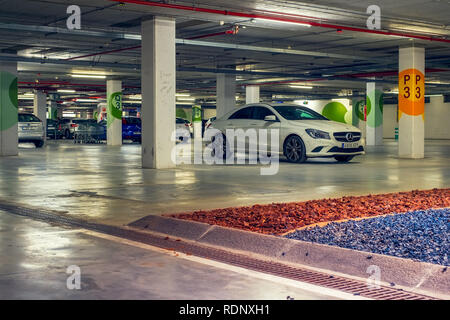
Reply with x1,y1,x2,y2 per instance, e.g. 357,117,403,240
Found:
1,140,448,300
0,211,340,300
0,140,448,226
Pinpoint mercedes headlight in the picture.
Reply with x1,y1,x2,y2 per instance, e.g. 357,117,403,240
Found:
305,129,330,139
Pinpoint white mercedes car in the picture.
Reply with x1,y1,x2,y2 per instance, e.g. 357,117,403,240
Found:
209,103,364,163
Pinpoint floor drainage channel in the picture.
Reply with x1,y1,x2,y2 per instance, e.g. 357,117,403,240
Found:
0,201,438,300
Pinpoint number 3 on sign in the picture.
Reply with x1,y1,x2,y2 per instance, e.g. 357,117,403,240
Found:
398,69,425,116
402,75,421,98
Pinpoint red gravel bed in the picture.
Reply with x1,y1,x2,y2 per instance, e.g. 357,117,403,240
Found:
168,188,450,235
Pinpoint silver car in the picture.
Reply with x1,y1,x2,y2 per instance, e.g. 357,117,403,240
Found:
60,119,105,140
18,113,45,148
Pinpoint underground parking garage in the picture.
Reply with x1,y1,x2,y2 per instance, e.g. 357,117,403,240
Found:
0,0,449,307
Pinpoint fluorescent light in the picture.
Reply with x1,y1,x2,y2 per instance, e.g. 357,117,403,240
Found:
177,97,195,101
127,94,142,100
18,96,34,100
76,99,98,102
71,74,106,79
176,93,190,97
255,18,311,27
123,100,142,104
57,89,76,93
289,85,313,89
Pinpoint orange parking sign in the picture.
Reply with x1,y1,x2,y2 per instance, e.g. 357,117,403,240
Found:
398,68,425,118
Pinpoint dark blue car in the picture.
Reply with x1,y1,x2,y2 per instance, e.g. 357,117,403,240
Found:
99,117,141,143
122,117,141,142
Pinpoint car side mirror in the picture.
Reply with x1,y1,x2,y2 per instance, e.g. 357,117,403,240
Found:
264,115,277,121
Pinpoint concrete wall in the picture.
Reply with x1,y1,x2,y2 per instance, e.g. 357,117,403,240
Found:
383,96,450,139
383,104,397,139
203,108,216,119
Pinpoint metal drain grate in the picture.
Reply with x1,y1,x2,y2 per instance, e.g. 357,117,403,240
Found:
0,201,438,300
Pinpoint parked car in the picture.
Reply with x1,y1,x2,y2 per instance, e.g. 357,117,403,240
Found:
59,118,78,139
46,119,63,139
205,116,216,130
98,117,141,142
209,103,364,163
18,113,45,147
122,117,141,142
176,117,193,140
60,119,105,140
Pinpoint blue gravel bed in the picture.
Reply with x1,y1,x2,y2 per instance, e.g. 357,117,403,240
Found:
285,208,449,266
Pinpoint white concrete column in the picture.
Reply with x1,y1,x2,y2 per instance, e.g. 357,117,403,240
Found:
398,47,425,158
245,85,260,104
0,60,18,156
106,79,122,146
366,82,383,145
141,17,176,169
33,90,47,137
216,74,236,118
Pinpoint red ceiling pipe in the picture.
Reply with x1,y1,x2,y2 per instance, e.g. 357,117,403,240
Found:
111,0,450,44
19,81,107,87
19,81,140,89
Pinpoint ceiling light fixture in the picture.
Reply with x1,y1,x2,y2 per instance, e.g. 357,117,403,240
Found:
254,18,311,27
76,99,99,102
289,85,313,89
71,74,106,79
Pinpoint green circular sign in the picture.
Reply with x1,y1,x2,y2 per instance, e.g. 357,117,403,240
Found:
322,102,348,123
366,89,383,127
0,72,18,131
107,92,122,127
354,100,366,121
192,105,202,122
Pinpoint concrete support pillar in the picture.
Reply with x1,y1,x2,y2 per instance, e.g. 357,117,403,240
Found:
33,91,47,137
398,47,425,158
106,79,122,146
0,60,18,156
141,17,176,169
245,85,260,104
366,82,383,145
216,74,236,118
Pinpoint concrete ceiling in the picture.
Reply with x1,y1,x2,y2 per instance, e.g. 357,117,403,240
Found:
1,0,449,107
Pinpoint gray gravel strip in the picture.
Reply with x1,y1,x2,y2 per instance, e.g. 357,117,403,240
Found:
285,209,449,266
